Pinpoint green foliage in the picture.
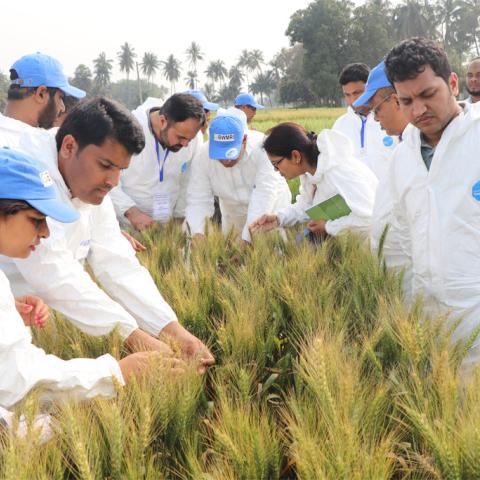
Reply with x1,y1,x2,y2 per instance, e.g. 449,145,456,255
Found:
0,71,10,112
3,219,480,478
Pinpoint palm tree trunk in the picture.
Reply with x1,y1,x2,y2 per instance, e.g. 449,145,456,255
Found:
136,62,143,105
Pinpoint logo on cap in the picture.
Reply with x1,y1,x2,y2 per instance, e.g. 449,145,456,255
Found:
472,180,480,202
214,133,235,142
39,171,53,187
225,148,239,159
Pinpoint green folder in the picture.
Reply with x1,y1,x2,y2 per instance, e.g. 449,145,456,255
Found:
306,194,352,221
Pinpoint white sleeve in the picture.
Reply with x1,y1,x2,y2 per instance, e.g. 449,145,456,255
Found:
14,220,139,340
88,196,178,337
324,164,378,237
173,134,202,218
276,177,311,227
375,157,414,301
109,177,137,219
242,148,284,242
0,277,123,408
185,148,215,235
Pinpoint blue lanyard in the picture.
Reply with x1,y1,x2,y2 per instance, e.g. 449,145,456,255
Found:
155,140,170,182
360,116,367,149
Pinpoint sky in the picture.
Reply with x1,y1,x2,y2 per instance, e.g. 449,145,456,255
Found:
0,0,313,89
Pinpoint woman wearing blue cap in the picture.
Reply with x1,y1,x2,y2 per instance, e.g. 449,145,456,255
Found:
0,147,179,432
249,123,378,240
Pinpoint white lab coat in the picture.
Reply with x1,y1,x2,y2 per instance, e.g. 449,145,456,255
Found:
370,136,414,300
332,107,398,180
276,129,378,237
0,112,43,148
109,97,202,224
0,130,177,340
384,102,480,365
0,270,123,408
186,130,292,242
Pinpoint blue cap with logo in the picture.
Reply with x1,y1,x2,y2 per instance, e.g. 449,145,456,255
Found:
234,93,265,109
353,61,392,108
10,53,86,99
0,147,80,223
209,107,247,160
184,89,219,111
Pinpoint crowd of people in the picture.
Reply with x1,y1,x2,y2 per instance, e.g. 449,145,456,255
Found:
0,37,479,440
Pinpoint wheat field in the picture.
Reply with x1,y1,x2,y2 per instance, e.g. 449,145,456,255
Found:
2,109,479,480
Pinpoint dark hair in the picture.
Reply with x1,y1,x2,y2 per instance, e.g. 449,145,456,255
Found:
8,69,59,101
385,38,451,84
159,93,206,126
263,122,319,167
55,97,145,155
0,199,32,216
338,63,370,85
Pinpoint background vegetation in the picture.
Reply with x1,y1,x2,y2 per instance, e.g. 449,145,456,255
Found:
1,0,479,111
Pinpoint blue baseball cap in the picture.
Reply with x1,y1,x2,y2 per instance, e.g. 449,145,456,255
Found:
0,147,79,223
184,89,219,111
353,61,392,108
209,108,247,160
10,53,86,99
234,93,264,109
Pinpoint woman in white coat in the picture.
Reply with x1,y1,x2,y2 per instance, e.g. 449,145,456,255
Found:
0,148,178,431
249,122,378,239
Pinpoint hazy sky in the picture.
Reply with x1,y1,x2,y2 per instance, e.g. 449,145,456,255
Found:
0,0,313,89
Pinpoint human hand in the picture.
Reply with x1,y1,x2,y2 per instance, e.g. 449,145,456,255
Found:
125,328,174,356
121,230,147,252
249,214,279,234
15,296,49,328
161,322,215,373
125,207,156,232
118,352,185,382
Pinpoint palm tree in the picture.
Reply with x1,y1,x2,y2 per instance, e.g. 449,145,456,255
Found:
250,70,277,106
185,70,198,90
205,61,218,92
141,52,160,87
237,49,251,90
249,49,265,74
213,60,228,88
117,42,136,81
162,54,181,95
185,42,204,88
228,65,244,89
93,52,113,92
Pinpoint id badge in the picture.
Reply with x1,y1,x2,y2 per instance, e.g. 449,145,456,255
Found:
153,193,171,222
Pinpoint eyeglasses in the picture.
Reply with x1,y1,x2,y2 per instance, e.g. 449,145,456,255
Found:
271,156,285,171
371,93,393,116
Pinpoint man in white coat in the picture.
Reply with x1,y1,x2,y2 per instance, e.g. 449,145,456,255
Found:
110,94,204,231
186,108,291,243
465,57,480,104
352,61,409,264
333,63,397,179
0,52,85,147
1,97,214,369
383,38,480,367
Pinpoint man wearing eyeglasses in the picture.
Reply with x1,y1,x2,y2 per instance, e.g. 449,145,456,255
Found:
352,61,409,271
333,63,397,180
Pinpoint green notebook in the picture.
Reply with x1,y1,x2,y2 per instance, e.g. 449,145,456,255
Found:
306,194,352,221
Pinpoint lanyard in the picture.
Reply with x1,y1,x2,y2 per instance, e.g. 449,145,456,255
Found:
360,116,367,149
155,140,170,182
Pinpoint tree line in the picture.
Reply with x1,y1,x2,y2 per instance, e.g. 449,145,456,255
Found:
1,0,479,110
